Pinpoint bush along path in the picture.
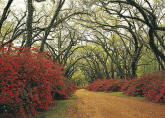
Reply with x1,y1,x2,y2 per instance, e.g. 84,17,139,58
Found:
0,47,77,118
65,89,165,118
87,71,165,103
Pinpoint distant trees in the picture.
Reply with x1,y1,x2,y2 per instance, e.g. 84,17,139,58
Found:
99,0,165,69
0,0,86,48
0,0,87,79
74,0,165,80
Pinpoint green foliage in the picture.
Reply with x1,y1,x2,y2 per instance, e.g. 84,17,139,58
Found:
72,69,89,86
137,49,159,76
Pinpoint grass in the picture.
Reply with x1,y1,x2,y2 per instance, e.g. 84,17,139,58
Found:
34,95,77,118
100,92,145,100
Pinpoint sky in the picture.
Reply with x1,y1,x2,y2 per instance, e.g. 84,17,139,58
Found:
11,0,26,11
4,0,47,12
2,0,71,15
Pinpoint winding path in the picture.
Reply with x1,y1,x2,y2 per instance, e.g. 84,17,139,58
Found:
66,89,165,118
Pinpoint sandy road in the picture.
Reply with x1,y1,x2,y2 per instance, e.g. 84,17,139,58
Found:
65,89,165,118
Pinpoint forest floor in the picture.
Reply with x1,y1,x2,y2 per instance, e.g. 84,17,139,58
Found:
65,89,165,118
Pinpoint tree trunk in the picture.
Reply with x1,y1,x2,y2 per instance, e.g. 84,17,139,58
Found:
25,0,34,48
149,29,165,70
0,0,13,34
40,0,65,52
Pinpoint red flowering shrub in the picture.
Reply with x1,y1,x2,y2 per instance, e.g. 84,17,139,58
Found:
159,81,165,102
87,79,107,91
51,79,77,100
87,79,125,92
121,79,144,96
121,71,165,103
120,80,131,92
105,79,126,92
87,71,165,103
0,47,76,118
142,71,165,102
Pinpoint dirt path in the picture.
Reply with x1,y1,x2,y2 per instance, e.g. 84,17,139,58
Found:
65,89,165,118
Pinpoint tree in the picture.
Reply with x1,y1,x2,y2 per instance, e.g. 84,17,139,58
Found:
99,0,165,69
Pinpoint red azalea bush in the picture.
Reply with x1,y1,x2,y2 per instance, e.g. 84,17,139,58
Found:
87,71,165,103
105,79,126,92
159,81,165,102
0,47,76,118
52,79,77,100
142,71,165,102
87,79,107,91
121,71,165,102
121,79,144,96
87,79,125,92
